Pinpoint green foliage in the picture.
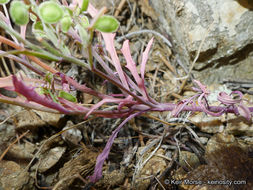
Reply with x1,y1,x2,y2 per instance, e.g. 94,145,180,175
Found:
38,1,64,24
33,21,43,31
30,13,37,22
61,16,72,33
32,21,47,39
10,1,29,25
76,23,89,48
0,0,10,4
80,0,89,12
58,91,77,102
45,72,53,83
80,16,89,28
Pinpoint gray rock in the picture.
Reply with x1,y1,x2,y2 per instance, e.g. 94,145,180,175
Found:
150,0,253,83
150,0,191,70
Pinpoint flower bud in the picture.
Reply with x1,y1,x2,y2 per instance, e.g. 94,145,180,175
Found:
94,15,119,33
38,1,64,24
0,0,10,4
61,16,72,33
9,1,29,26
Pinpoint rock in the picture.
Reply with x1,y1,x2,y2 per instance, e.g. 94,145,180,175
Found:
14,110,46,130
6,141,36,161
189,112,224,133
226,116,253,136
150,0,253,83
134,144,168,190
225,94,253,136
138,0,158,20
38,146,66,173
207,84,232,104
14,110,62,130
199,137,209,145
96,169,125,188
90,0,120,10
57,148,97,189
179,151,200,170
0,161,33,190
180,144,253,190
61,121,82,145
176,133,253,189
33,110,62,127
149,0,191,71
205,133,236,155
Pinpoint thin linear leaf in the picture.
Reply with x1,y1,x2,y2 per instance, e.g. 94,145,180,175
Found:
140,37,154,80
89,111,145,183
101,33,129,91
12,76,71,114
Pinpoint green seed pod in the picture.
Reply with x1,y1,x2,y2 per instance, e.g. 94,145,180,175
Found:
0,0,10,4
38,1,64,24
61,16,72,33
9,1,29,26
94,15,119,33
58,91,77,102
80,0,89,12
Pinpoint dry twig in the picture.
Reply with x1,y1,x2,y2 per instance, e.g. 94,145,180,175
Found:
0,130,29,161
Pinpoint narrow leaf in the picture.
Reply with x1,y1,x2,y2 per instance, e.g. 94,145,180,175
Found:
121,40,142,85
140,38,154,80
84,97,125,118
0,94,60,113
80,0,89,12
12,76,71,114
121,40,149,99
101,33,129,91
89,111,144,183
